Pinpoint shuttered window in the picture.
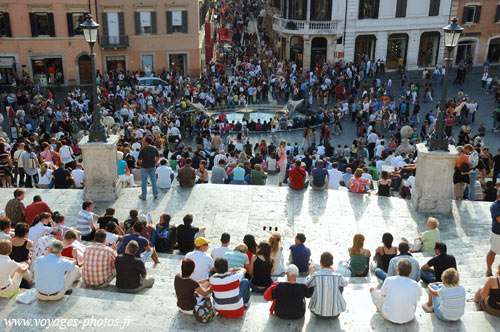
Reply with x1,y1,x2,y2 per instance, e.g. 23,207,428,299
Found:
67,12,85,36
134,11,157,35
462,5,481,24
167,10,188,33
29,12,55,37
0,13,11,37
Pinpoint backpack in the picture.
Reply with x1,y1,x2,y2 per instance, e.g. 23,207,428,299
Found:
194,297,215,323
27,155,38,169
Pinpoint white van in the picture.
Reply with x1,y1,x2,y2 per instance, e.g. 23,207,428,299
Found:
135,77,169,94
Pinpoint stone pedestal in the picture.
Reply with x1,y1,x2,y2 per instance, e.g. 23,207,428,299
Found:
412,143,457,213
79,135,121,202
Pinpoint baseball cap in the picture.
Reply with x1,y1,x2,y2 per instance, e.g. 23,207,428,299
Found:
194,237,211,247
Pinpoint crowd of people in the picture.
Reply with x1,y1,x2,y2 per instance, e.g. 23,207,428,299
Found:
1,187,499,323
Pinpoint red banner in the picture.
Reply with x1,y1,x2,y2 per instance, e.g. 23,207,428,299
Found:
219,28,231,41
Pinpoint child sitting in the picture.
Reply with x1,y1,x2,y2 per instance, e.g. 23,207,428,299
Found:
409,217,441,252
420,217,440,252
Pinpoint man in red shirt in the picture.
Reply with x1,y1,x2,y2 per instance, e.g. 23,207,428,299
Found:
25,195,52,226
289,160,308,190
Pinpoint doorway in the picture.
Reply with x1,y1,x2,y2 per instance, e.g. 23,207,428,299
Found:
78,54,92,85
311,37,327,71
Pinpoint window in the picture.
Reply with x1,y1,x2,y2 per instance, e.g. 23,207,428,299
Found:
395,0,407,18
288,0,307,20
462,5,481,24
29,12,55,37
418,32,440,67
495,5,500,23
358,0,379,19
167,10,188,34
310,0,331,21
67,12,85,36
0,13,11,37
429,0,440,16
135,11,156,35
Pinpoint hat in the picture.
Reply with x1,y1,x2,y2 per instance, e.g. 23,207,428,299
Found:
194,237,211,247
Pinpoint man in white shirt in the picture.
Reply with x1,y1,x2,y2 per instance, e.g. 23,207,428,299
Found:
211,233,232,260
156,159,173,189
369,258,421,324
185,237,214,281
327,162,343,189
34,240,79,301
72,164,85,189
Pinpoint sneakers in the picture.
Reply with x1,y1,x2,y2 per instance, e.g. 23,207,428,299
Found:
64,289,73,295
138,195,146,200
422,303,433,313
244,301,251,308
154,196,158,199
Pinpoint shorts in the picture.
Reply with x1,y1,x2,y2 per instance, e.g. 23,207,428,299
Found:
491,233,500,254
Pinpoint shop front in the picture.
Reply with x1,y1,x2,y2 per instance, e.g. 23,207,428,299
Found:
31,56,64,86
105,56,126,73
386,33,408,70
0,57,16,85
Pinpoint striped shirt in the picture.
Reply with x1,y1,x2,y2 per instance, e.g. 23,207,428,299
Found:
223,251,249,269
209,271,244,318
305,268,348,317
77,210,93,236
82,243,117,286
437,285,466,321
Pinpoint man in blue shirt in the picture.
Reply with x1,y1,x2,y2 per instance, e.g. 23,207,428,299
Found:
118,223,160,264
35,240,79,301
290,233,311,273
311,160,329,190
487,189,500,276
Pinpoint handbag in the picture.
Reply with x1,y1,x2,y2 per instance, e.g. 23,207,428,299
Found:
194,297,215,323
263,281,279,314
336,261,352,278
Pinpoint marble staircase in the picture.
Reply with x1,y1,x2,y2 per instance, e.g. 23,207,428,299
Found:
0,184,498,331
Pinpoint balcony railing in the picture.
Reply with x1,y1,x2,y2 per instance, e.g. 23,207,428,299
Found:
272,16,339,34
100,35,129,48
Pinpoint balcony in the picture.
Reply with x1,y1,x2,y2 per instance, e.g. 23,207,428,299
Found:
272,16,339,35
100,35,129,49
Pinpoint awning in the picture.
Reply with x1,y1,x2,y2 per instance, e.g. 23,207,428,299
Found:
0,57,14,68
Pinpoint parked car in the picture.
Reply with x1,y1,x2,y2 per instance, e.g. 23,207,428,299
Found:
135,77,168,94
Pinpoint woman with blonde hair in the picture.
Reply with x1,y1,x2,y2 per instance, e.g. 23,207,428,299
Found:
473,264,500,317
422,268,466,321
37,162,54,189
348,233,371,276
269,232,285,276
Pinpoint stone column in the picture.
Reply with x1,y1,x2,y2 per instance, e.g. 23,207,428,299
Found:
412,143,458,213
303,36,311,71
79,134,121,202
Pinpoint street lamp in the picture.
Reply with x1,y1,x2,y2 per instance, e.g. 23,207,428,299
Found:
80,14,107,142
427,17,463,151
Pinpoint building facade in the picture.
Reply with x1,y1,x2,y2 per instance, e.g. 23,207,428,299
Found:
271,0,346,71
0,0,212,87
344,0,455,70
97,0,212,77
455,0,500,66
0,0,102,86
271,0,458,71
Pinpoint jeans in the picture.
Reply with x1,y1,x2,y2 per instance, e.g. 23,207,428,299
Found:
420,269,436,284
239,279,250,303
141,167,158,198
249,281,270,294
430,284,451,321
468,169,478,201
375,268,387,281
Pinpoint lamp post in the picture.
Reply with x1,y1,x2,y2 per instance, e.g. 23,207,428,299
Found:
427,17,463,151
80,14,107,143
